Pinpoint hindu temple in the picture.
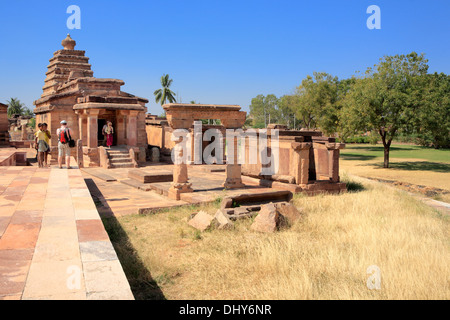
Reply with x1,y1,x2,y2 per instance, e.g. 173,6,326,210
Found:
33,34,148,166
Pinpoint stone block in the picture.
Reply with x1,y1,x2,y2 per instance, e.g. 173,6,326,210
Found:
212,209,234,230
128,169,173,184
274,202,302,224
187,210,214,231
250,203,287,233
220,190,293,209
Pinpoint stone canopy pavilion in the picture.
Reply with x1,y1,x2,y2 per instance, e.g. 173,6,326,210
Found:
33,35,148,166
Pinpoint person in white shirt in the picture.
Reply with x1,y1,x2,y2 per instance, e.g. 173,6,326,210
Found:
56,120,72,169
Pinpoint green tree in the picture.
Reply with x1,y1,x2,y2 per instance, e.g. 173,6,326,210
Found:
289,72,339,132
28,118,36,128
415,72,450,148
6,98,25,117
23,108,34,117
243,115,253,129
277,95,297,129
342,52,429,168
154,74,177,106
249,94,280,128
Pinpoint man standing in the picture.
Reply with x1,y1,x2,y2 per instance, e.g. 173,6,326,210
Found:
56,120,72,169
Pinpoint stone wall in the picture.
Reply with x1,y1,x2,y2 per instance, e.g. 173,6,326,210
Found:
0,103,9,146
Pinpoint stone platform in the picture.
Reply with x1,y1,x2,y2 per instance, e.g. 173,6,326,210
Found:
0,162,133,300
81,164,302,216
0,148,28,166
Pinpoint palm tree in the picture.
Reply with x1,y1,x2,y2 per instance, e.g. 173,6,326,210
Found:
6,98,25,117
154,74,176,106
23,108,34,117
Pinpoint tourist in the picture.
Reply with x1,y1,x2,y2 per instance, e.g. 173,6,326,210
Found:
104,121,114,148
34,123,41,162
34,123,45,168
56,120,72,169
41,123,51,167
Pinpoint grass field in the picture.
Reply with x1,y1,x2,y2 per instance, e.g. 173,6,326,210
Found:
340,144,450,163
103,175,449,300
340,144,450,202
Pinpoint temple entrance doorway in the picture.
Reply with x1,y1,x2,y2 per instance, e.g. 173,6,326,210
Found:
98,118,117,147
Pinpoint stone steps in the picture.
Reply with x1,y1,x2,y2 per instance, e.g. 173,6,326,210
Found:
111,163,135,169
110,158,133,164
106,148,135,169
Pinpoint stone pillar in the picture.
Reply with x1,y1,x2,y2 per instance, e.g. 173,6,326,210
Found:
77,139,84,168
168,134,193,200
77,111,85,142
291,142,311,185
328,148,340,182
21,124,27,141
223,132,244,189
116,112,126,145
126,111,138,147
86,109,100,148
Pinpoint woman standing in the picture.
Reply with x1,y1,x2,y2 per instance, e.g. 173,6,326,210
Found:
105,121,114,148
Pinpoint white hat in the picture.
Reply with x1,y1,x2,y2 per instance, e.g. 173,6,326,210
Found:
60,120,67,124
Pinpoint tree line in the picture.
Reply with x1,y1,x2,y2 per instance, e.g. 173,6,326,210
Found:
249,52,450,167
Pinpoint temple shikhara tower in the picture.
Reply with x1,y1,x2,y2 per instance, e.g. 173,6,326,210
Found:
33,34,148,166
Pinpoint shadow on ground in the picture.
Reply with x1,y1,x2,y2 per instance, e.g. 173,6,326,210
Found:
344,145,417,152
371,161,450,173
84,178,166,300
340,154,378,161
345,180,366,193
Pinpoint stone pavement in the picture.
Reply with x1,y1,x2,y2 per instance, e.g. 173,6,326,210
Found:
82,164,280,216
0,161,134,300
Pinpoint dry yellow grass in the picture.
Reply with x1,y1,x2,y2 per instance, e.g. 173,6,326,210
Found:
105,176,449,300
340,158,450,189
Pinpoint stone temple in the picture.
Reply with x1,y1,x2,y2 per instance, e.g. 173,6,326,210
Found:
29,34,346,198
33,34,148,166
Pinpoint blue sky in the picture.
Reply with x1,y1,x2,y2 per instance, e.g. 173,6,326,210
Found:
0,0,449,115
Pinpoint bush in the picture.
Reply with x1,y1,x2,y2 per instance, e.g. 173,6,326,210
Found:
343,135,370,144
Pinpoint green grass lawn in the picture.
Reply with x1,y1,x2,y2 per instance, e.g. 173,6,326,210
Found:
340,144,450,164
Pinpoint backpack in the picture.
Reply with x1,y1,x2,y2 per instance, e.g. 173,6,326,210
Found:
59,128,69,144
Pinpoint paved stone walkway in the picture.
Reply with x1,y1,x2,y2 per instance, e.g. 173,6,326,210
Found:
0,162,133,300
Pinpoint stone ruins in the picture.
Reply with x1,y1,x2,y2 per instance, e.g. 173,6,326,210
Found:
33,34,148,167
146,105,346,197
3,34,346,198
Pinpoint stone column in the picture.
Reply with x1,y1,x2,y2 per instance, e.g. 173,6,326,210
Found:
116,111,126,146
21,124,27,141
77,111,85,142
77,139,84,168
126,111,139,147
168,134,193,200
327,147,340,182
86,109,100,148
223,131,244,189
291,142,311,185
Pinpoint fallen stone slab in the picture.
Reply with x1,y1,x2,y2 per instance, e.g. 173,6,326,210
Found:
188,210,214,231
220,190,293,210
222,205,261,221
250,203,287,233
128,169,173,184
212,209,234,230
274,202,302,224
